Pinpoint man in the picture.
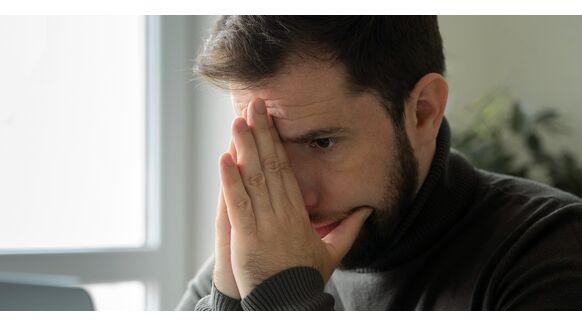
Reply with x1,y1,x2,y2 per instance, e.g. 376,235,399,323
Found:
177,16,582,310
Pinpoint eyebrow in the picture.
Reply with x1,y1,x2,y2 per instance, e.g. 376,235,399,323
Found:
279,127,347,144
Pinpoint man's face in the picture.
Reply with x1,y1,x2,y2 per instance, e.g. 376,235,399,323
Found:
231,59,418,269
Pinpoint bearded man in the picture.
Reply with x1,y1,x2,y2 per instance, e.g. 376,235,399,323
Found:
177,16,582,310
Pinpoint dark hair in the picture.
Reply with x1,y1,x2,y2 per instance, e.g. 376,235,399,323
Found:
195,16,445,127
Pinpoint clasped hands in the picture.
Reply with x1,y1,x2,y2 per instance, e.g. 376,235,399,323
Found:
213,98,372,299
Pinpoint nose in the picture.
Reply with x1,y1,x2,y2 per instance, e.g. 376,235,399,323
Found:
288,155,319,210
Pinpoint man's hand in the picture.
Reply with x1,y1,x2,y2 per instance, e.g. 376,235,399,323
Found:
219,98,372,298
212,142,240,299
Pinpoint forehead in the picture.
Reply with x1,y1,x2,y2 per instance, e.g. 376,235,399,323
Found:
231,59,357,121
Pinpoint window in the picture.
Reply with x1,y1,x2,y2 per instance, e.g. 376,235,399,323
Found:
0,16,146,251
0,15,195,311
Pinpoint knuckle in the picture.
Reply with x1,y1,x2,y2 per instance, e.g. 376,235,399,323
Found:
279,161,292,174
247,172,266,187
262,155,280,172
236,198,252,211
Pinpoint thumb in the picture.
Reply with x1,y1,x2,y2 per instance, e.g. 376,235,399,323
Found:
322,207,373,263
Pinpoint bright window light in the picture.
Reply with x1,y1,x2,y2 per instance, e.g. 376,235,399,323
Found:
0,16,146,250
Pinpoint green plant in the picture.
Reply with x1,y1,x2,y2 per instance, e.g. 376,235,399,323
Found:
451,92,582,198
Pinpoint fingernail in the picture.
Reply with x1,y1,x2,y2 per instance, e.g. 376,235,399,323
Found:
255,99,266,114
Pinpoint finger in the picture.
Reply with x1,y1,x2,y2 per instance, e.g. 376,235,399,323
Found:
215,189,231,250
247,99,288,215
269,119,305,210
232,117,274,216
219,152,256,235
228,139,237,163
323,207,373,263
213,188,241,299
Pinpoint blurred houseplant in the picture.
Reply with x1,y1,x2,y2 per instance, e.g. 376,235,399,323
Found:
451,91,582,198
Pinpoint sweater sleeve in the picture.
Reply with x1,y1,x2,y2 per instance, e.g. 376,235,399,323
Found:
176,255,244,311
177,256,335,310
241,267,335,311
195,284,243,311
175,255,215,310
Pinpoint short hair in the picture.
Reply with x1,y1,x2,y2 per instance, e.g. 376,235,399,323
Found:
195,15,445,127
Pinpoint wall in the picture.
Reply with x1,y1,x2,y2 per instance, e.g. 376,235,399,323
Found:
439,16,582,156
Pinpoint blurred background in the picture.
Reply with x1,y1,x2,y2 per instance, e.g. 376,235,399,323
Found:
0,16,581,310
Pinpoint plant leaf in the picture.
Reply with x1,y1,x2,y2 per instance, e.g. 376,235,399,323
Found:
510,102,527,134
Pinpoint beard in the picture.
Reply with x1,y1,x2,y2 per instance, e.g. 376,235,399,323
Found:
338,126,419,270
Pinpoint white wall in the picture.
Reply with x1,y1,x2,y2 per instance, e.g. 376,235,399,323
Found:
440,16,582,156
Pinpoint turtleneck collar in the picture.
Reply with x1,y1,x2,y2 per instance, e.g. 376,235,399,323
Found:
357,118,480,272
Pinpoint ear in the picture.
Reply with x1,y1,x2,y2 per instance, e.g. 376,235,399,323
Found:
404,73,448,149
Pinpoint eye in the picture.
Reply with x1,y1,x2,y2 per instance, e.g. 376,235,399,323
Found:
309,137,337,152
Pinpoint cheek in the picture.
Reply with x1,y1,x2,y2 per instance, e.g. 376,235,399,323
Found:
285,141,394,209
318,151,392,207
315,170,386,213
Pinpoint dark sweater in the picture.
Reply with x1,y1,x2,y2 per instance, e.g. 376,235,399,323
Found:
178,119,582,310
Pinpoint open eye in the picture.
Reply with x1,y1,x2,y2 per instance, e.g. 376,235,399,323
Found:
309,137,337,151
